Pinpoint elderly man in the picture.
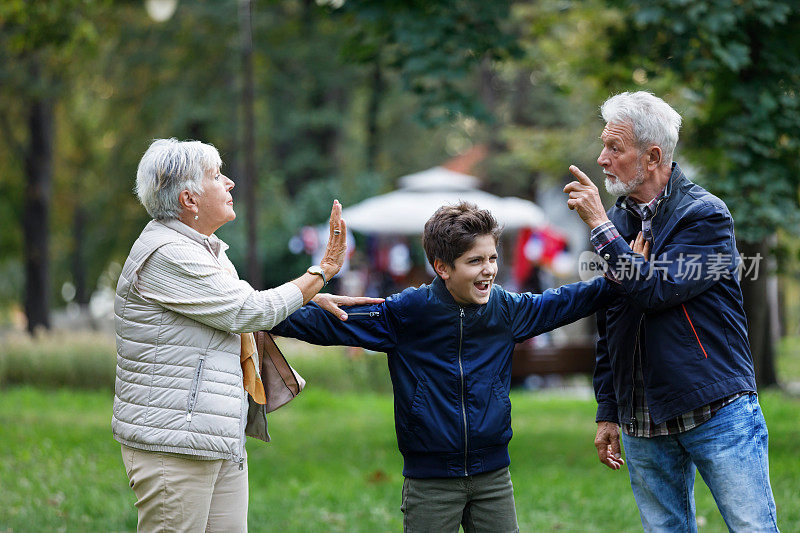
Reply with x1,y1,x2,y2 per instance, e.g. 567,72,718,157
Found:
564,92,779,532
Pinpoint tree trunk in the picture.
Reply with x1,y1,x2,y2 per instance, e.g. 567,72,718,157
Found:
239,0,261,288
365,59,383,173
22,76,54,334
738,238,778,388
72,204,88,306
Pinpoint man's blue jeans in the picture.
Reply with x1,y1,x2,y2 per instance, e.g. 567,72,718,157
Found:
621,394,778,532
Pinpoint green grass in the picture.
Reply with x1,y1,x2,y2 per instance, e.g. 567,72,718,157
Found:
777,335,800,384
1,386,798,532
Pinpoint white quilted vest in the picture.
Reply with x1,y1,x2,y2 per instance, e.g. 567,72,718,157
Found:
112,220,266,463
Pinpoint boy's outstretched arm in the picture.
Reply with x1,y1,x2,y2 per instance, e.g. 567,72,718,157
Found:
270,300,399,353
507,276,618,342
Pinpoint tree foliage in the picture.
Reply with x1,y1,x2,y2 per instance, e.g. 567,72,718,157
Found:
338,0,520,125
0,0,108,329
5,0,797,348
2,0,522,320
476,0,625,198
606,0,800,242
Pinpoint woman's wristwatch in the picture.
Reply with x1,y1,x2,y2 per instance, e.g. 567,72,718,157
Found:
306,265,327,286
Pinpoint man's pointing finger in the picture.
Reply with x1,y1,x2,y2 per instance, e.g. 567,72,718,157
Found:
569,165,594,187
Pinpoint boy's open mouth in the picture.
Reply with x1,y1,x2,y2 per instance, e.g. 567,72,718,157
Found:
474,280,491,292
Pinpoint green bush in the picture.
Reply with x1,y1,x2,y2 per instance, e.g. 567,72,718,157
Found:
0,331,117,389
276,339,393,395
0,332,392,394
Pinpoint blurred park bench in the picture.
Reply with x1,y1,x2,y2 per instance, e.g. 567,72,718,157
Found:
512,338,595,382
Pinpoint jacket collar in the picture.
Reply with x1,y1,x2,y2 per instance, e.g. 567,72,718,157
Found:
157,218,229,257
431,275,456,306
430,275,486,313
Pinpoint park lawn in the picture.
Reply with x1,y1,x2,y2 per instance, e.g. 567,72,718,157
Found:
778,335,800,385
0,386,798,532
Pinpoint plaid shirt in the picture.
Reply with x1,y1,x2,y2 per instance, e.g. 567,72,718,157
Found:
590,190,740,437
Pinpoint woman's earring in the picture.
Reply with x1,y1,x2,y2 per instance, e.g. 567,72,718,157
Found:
194,215,199,220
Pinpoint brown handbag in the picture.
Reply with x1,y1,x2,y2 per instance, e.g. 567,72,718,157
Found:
254,330,306,413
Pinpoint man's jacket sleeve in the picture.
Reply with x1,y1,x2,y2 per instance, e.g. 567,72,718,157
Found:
601,201,737,312
593,308,618,424
269,301,398,353
507,277,615,343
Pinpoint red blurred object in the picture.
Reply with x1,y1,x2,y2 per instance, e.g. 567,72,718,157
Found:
512,226,568,285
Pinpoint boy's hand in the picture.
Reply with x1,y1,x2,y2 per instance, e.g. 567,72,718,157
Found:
595,421,624,470
312,293,384,321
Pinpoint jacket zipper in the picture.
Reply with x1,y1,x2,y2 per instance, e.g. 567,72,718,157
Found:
624,192,665,431
347,311,380,317
629,198,661,430
239,394,246,470
239,418,246,470
458,308,468,476
629,315,644,431
682,304,708,358
186,355,206,422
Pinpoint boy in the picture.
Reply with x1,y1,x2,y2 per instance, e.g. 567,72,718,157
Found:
271,202,615,532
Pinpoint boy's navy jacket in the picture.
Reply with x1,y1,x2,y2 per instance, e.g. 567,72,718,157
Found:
271,275,614,479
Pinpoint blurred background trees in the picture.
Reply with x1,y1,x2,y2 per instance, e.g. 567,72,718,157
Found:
1,0,798,385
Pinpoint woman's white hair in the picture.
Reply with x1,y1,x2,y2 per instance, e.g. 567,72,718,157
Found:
135,138,222,220
600,91,682,166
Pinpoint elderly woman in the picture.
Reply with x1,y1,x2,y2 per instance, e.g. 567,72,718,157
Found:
112,138,377,531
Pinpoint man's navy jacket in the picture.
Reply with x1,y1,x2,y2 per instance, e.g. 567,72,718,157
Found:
595,163,757,427
271,275,613,478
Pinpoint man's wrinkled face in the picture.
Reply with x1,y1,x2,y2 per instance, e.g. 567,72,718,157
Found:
598,122,646,197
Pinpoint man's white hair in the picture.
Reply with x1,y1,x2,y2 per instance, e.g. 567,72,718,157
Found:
600,91,682,166
135,138,222,220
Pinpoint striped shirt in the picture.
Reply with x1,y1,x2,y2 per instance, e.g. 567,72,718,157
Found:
589,192,739,437
136,219,303,334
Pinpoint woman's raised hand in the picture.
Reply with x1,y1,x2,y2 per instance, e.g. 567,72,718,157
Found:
319,200,348,281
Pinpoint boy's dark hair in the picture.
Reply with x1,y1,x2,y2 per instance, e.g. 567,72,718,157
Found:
422,201,501,268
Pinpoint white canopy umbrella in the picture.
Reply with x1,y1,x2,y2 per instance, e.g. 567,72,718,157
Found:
342,167,547,235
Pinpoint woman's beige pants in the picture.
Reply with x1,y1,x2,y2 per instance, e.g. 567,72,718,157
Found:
121,444,248,532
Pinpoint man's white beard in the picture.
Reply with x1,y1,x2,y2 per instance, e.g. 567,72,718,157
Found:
604,164,646,197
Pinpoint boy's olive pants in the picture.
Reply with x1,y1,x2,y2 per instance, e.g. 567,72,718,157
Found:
400,466,519,532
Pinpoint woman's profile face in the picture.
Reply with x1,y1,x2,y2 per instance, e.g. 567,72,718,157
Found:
196,166,236,233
